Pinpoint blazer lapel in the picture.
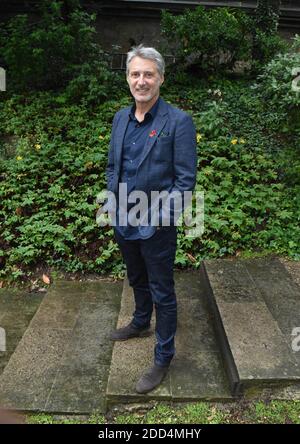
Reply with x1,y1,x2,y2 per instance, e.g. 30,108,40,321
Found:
114,97,169,170
137,98,169,168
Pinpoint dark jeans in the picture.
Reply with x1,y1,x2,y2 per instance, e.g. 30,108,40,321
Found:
114,226,177,367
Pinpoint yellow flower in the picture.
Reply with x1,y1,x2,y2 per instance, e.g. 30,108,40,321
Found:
196,133,202,143
231,139,238,145
240,138,246,144
16,156,23,161
35,144,41,150
85,162,93,170
99,135,104,140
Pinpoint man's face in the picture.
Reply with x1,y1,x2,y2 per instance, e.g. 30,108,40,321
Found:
127,56,164,104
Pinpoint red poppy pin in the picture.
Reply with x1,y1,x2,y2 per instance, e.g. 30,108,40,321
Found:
149,130,157,138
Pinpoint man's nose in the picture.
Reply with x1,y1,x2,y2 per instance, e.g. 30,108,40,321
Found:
137,74,146,85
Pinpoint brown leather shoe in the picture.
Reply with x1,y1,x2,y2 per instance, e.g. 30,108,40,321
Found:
136,364,170,394
109,323,151,341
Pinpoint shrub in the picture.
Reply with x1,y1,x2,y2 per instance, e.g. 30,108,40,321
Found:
0,0,113,98
251,28,288,73
62,61,128,106
254,0,280,34
255,35,300,136
161,6,252,75
160,5,287,78
251,1,288,72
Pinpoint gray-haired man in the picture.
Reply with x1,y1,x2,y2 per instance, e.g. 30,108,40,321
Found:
107,45,197,393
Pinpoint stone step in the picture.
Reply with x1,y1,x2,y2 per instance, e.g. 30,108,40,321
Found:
106,270,232,407
201,257,300,397
0,280,122,414
0,289,44,376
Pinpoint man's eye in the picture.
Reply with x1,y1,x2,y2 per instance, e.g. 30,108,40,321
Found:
130,73,153,78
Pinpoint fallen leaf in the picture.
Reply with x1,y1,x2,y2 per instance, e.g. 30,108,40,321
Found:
42,274,50,285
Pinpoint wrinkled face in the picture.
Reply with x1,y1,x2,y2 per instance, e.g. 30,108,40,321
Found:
127,56,164,103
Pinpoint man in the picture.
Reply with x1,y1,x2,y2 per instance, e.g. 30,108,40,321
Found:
106,45,197,394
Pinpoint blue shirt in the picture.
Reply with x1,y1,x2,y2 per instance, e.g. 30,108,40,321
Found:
115,97,161,239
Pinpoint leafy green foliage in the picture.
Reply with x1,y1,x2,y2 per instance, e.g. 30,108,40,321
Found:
251,28,288,73
251,1,288,72
255,35,300,136
160,5,287,77
0,0,123,103
0,4,299,283
0,93,132,281
0,74,299,283
161,6,252,74
254,0,280,34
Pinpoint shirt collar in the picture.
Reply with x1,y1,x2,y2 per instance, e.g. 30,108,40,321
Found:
129,96,161,122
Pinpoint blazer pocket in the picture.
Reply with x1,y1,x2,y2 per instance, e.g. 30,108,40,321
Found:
157,135,173,152
157,135,172,142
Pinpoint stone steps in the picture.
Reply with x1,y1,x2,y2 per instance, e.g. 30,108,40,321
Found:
106,271,233,407
201,257,300,398
1,257,300,414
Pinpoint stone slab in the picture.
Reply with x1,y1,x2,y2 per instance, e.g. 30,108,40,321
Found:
0,327,72,411
0,290,44,374
0,280,122,413
45,364,110,414
244,257,300,338
204,258,300,393
171,351,231,401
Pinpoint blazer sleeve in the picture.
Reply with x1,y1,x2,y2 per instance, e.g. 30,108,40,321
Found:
171,112,197,195
106,112,120,192
159,112,197,226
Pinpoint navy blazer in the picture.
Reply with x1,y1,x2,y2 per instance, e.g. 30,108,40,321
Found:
106,97,197,232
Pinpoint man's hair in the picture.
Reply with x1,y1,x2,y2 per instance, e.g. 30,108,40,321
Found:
126,44,165,77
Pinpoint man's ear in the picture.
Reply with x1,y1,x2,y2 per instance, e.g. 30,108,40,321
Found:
160,75,164,86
